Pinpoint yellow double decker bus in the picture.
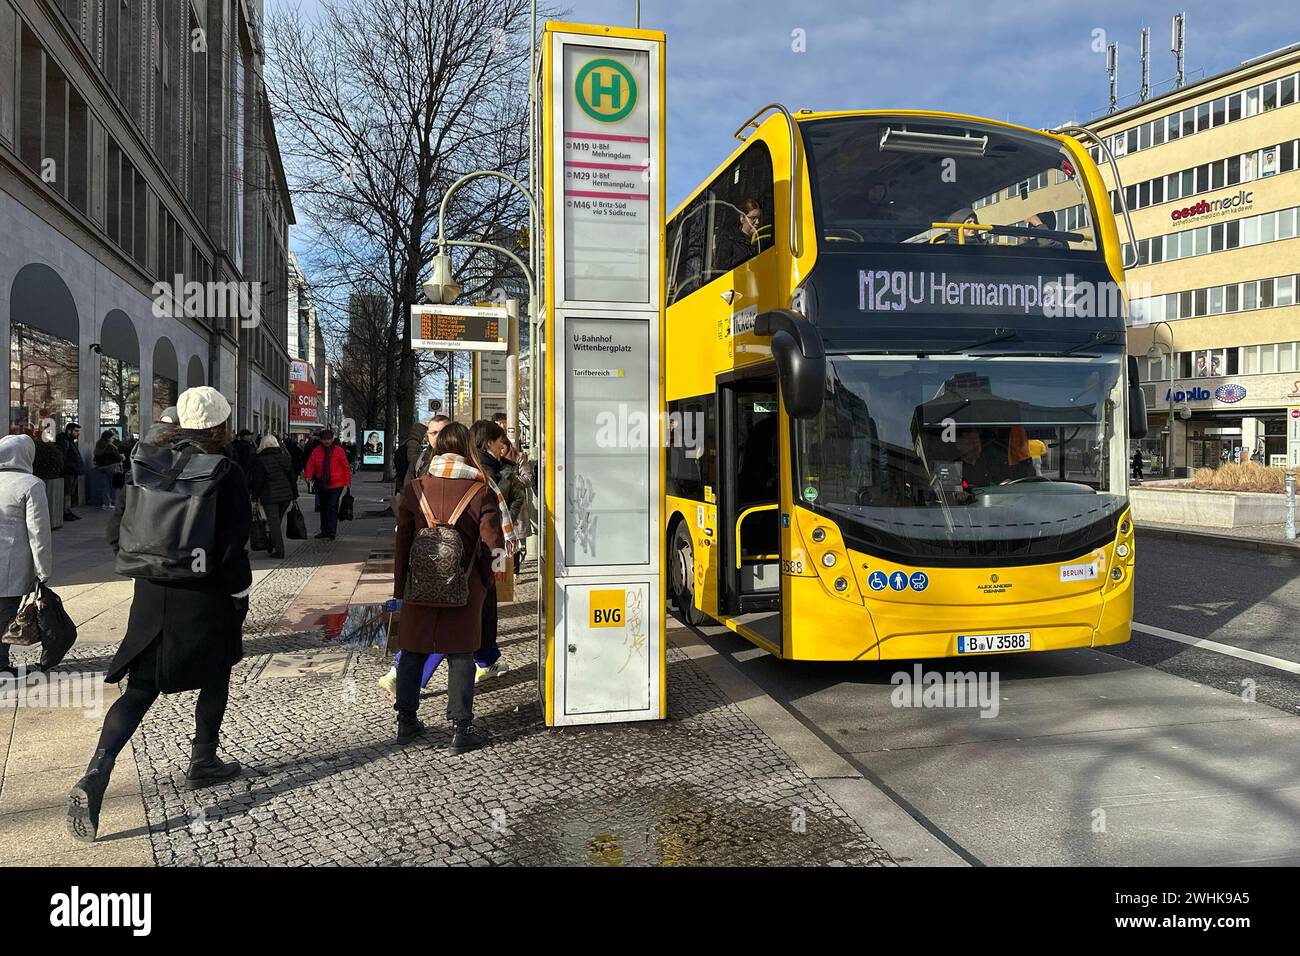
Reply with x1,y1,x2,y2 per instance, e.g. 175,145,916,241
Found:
663,106,1148,661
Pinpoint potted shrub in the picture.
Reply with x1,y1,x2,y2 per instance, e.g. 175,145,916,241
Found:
32,439,66,530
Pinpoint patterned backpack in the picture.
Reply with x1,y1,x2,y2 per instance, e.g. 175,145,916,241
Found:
403,479,484,607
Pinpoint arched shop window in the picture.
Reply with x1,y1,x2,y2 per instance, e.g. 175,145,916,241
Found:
99,310,141,440
152,337,179,421
9,264,79,437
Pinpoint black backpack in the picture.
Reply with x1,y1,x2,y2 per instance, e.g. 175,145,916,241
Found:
115,441,231,582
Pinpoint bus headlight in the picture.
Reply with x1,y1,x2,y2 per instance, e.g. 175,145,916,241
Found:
821,552,837,568
1111,566,1123,581
834,576,849,592
1120,519,1131,535
1116,543,1130,558
811,527,827,543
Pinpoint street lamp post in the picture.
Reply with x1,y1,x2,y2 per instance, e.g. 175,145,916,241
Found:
431,169,539,448
1146,319,1176,478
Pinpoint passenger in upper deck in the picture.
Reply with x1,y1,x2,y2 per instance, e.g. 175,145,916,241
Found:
937,207,987,245
1022,210,1068,249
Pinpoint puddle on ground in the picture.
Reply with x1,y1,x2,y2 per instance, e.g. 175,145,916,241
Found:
313,603,393,654
509,786,880,866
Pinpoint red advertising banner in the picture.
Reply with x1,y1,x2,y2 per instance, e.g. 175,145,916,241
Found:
290,359,319,426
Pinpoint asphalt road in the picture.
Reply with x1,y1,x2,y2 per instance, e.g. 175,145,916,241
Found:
689,533,1300,866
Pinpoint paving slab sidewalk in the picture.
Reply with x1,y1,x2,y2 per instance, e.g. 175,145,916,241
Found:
1,474,945,867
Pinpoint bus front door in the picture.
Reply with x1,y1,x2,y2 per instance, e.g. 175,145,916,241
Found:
719,375,782,618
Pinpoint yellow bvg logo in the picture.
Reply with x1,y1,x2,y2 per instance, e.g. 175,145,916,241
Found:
589,589,625,628
575,58,637,123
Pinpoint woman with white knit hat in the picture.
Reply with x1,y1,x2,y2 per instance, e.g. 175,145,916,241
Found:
68,386,253,843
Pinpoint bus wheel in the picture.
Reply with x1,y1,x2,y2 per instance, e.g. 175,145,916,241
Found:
669,522,708,626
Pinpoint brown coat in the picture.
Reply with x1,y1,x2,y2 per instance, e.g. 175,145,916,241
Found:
393,474,504,655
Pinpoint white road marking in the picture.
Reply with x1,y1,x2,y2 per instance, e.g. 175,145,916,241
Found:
1132,622,1300,675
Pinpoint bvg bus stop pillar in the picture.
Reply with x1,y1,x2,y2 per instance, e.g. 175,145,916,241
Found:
538,22,667,726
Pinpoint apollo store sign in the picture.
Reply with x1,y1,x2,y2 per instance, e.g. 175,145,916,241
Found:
1164,381,1249,406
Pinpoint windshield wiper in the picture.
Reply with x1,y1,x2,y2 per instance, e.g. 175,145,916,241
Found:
919,328,1020,356
979,330,1122,359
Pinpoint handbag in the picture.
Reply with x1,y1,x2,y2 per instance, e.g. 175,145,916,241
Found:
1,589,40,646
249,502,270,552
37,582,77,670
112,469,125,489
494,560,515,604
338,490,354,521
285,500,307,540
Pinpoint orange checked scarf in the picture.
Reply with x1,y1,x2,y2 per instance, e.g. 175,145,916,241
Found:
426,453,519,546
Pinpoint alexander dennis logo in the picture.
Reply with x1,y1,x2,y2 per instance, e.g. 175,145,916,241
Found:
1169,189,1252,223
1215,383,1247,404
575,58,637,122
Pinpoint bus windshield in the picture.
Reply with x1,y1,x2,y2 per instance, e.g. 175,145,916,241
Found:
801,116,1098,253
795,355,1128,562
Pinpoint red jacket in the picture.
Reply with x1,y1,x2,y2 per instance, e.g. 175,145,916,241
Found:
304,443,352,490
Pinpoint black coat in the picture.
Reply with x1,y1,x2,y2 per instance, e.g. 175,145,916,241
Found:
232,439,255,479
57,433,84,476
250,447,297,507
480,449,528,530
285,440,305,477
106,454,253,692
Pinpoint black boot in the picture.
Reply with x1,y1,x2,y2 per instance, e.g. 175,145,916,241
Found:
185,740,241,789
449,720,489,755
396,712,424,741
67,749,115,843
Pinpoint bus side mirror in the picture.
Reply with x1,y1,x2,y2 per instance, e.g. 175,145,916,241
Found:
754,310,826,419
1127,355,1148,440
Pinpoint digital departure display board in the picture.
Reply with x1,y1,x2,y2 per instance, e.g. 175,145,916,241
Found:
410,304,508,351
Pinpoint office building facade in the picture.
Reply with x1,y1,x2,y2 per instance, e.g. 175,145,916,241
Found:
1,0,293,468
1085,43,1300,473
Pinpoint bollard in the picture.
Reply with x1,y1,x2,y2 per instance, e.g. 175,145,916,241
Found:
1287,471,1297,540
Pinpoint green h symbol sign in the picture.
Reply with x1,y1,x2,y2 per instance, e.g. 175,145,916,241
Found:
575,58,637,123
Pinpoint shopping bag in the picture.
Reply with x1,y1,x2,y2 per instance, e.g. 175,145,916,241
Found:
338,490,355,521
249,503,270,552
1,590,41,646
37,582,77,670
494,561,515,604
285,501,308,540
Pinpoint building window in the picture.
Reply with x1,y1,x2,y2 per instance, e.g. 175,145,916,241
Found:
99,354,141,439
9,322,79,437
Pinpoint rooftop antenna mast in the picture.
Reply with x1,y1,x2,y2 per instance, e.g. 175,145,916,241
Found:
1107,42,1119,113
1139,27,1151,101
1171,12,1186,90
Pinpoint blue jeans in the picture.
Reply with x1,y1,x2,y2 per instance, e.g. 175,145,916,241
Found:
317,487,342,536
392,584,499,687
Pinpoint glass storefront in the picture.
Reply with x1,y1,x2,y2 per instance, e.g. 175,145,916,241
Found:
1185,415,1286,467
99,354,140,441
152,374,178,421
9,321,79,437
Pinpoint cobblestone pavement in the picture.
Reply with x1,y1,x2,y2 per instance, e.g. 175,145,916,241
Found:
50,547,896,866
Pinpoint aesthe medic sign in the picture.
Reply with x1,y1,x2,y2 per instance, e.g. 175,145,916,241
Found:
1169,189,1253,226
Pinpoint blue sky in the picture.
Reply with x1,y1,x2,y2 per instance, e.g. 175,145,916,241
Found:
276,0,1300,249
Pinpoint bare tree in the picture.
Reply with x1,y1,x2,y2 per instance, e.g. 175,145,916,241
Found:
265,0,535,477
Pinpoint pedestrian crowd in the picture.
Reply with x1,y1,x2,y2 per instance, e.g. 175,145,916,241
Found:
1,389,535,845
